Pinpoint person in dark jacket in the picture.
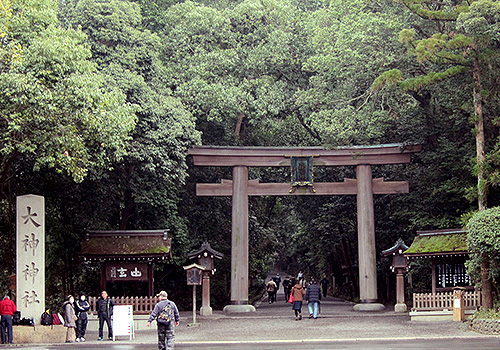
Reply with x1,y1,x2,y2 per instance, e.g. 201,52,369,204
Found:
282,276,291,302
96,290,114,340
75,292,90,342
147,291,180,350
320,277,329,297
305,278,321,319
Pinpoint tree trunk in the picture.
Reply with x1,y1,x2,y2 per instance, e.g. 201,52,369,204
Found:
481,256,493,310
473,57,487,211
472,56,493,309
234,113,246,137
119,187,135,230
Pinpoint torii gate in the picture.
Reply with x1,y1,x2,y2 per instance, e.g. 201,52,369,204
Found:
188,144,421,312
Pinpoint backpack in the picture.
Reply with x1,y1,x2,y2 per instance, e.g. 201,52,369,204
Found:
52,313,62,325
12,311,21,325
20,317,34,326
157,302,174,325
41,310,53,325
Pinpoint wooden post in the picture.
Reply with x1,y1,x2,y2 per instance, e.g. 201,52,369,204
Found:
148,263,154,296
231,166,249,305
192,285,197,324
453,289,465,321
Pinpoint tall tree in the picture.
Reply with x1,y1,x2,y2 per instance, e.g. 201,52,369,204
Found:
374,0,500,308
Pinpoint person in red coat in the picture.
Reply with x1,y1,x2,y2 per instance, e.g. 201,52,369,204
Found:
0,295,17,344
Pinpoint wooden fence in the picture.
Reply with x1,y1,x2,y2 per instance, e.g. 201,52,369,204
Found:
88,296,160,314
412,290,481,312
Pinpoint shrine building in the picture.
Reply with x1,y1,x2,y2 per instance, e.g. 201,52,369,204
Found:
404,229,472,293
79,230,171,296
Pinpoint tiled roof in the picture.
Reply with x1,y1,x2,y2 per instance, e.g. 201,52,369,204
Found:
80,230,171,261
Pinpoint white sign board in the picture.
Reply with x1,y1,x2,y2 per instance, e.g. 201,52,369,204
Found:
112,305,134,341
16,195,45,324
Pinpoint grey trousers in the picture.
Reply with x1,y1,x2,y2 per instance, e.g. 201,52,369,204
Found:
157,322,175,350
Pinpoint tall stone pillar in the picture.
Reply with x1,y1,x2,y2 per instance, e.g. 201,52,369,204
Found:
16,195,45,323
354,165,384,311
224,166,255,312
395,270,407,312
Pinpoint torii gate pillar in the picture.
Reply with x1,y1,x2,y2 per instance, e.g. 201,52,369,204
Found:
227,166,254,311
354,165,384,311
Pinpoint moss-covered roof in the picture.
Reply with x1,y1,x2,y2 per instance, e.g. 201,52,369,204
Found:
80,233,171,260
404,229,468,257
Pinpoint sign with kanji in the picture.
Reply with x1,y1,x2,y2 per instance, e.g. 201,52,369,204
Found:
105,263,148,282
16,195,45,323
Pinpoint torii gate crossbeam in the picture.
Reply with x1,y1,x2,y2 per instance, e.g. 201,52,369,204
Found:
188,144,421,312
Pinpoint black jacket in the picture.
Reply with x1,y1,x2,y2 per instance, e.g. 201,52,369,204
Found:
96,297,114,318
305,283,321,303
75,299,90,320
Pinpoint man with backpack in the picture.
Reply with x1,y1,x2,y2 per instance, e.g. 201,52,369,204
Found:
96,290,114,341
147,291,180,350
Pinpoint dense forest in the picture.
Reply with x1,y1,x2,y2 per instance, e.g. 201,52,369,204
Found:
1,0,500,310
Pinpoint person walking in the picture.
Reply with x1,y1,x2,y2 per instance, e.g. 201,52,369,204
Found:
0,295,16,344
291,280,305,320
96,290,114,340
272,273,281,292
305,278,321,319
63,295,77,343
297,271,303,283
320,277,329,298
75,292,90,342
266,278,277,304
282,276,291,302
147,291,180,350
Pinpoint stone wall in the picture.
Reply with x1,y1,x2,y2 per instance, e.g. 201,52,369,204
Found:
468,318,500,334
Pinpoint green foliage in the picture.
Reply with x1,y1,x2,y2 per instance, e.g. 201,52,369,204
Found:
472,308,500,320
0,0,136,183
466,207,500,297
467,207,500,254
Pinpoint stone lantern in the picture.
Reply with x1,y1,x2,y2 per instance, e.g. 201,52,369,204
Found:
382,238,409,312
187,242,224,316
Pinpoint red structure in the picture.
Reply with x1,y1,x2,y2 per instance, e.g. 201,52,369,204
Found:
189,144,421,312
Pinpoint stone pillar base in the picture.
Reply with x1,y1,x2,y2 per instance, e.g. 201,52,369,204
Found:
13,325,66,344
223,304,256,313
353,303,385,312
394,303,407,313
200,306,213,316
